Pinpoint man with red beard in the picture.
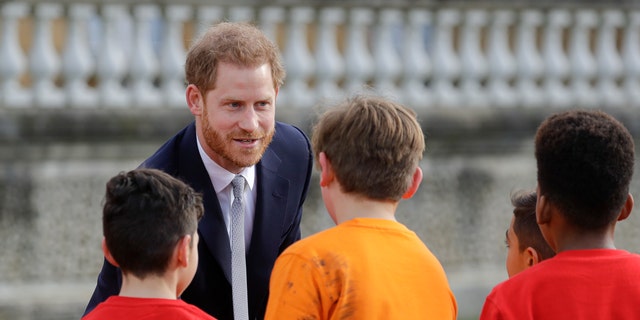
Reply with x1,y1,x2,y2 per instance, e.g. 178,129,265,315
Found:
84,22,313,320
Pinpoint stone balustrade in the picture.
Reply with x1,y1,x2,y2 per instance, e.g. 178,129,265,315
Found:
1,1,640,110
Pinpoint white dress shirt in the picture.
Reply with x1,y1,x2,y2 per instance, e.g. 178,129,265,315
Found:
196,136,256,250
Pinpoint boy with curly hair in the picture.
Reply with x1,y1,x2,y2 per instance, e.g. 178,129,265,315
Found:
481,110,640,319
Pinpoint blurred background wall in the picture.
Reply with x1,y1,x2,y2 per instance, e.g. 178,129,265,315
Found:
1,1,640,319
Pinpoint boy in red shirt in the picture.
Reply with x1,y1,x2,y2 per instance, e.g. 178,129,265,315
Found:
83,169,215,320
481,110,640,319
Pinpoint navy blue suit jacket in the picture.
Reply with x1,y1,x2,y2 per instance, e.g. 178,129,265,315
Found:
84,121,313,320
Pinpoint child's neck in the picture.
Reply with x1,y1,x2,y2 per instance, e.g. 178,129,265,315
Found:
554,225,617,253
334,194,398,224
119,274,178,300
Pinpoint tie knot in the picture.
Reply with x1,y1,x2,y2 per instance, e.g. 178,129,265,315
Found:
232,175,245,198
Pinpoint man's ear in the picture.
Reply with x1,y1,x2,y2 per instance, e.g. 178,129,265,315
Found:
186,84,204,116
318,152,334,187
175,235,192,268
617,193,634,221
524,247,541,267
402,167,423,199
102,238,119,268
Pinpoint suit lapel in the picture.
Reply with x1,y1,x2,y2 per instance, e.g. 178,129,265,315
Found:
248,148,288,269
178,125,233,283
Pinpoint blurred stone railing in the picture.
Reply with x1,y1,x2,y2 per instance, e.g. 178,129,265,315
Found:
2,0,640,110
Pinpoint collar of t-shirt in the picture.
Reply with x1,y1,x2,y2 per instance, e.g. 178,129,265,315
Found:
196,136,256,250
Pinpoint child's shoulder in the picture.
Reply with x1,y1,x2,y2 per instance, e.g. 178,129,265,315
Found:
180,300,217,319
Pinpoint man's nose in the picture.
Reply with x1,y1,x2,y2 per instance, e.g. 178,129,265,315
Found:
238,107,259,132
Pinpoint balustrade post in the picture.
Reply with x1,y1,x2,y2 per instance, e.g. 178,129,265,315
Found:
30,3,65,108
281,7,315,109
63,3,97,108
258,7,288,106
160,5,191,108
401,9,432,110
314,7,345,104
596,9,625,108
97,4,130,108
259,6,285,42
487,10,517,108
131,4,161,108
0,2,31,108
344,8,375,94
373,8,403,101
623,11,640,108
432,9,461,108
542,9,572,108
515,9,545,108
196,6,223,37
569,9,598,108
229,6,254,22
459,9,488,108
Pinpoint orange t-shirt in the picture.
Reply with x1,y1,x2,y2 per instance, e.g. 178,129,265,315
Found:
265,218,457,320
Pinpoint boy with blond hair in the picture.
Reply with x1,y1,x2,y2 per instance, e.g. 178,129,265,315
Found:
265,95,457,319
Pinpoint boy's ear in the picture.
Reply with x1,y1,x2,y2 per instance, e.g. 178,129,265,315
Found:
617,193,634,222
536,190,552,225
402,167,423,199
186,84,204,116
524,247,541,267
175,235,192,268
318,152,335,187
101,238,119,268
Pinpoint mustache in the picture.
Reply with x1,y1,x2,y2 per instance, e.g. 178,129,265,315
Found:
229,128,273,140
230,133,264,140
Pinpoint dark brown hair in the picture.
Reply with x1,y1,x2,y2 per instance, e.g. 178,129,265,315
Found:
102,168,204,278
535,110,634,230
511,190,555,261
